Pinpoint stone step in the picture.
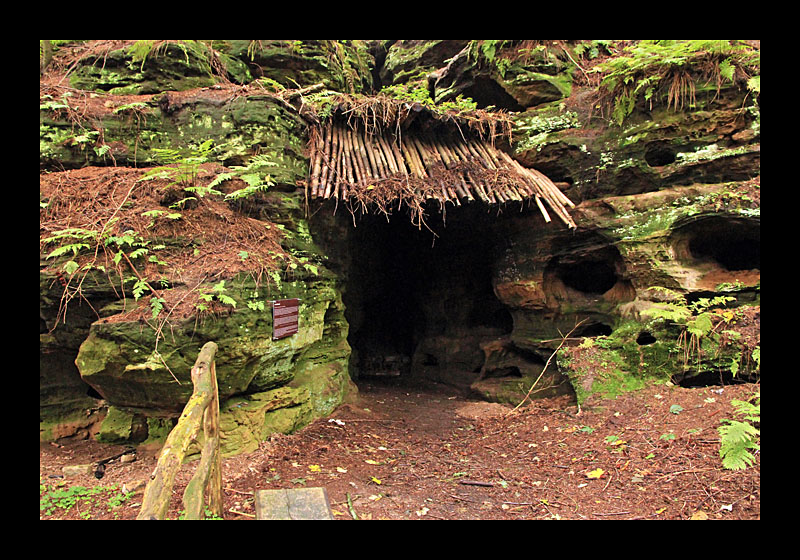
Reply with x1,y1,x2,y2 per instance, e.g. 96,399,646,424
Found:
254,487,334,520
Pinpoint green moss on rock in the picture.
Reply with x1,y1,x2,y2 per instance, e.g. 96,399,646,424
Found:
96,406,135,443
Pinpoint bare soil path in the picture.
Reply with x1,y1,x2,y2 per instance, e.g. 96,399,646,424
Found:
40,378,760,520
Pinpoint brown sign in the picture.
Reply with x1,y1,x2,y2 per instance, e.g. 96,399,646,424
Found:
272,298,299,340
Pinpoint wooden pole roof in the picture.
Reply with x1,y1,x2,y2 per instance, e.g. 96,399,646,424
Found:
306,120,576,229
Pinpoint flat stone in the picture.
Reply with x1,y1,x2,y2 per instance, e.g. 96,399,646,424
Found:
255,487,334,520
62,463,94,477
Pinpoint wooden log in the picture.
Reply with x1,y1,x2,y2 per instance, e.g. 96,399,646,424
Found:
398,136,421,178
438,138,463,177
402,136,427,178
138,342,218,521
469,173,490,203
318,121,333,198
362,129,381,178
340,128,357,198
342,127,356,186
334,124,347,198
351,127,372,184
388,135,409,177
204,358,221,519
406,137,427,178
464,137,493,170
448,136,474,163
534,195,552,222
431,138,455,170
477,138,505,169
529,167,576,208
494,150,542,201
437,178,451,203
460,170,478,201
376,132,399,175
182,435,219,519
334,125,346,198
324,124,339,198
371,136,389,178
344,127,361,186
309,129,323,197
529,172,574,227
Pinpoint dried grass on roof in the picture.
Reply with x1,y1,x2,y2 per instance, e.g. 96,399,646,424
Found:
305,116,576,229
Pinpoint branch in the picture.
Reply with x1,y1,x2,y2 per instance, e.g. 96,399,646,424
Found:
509,318,588,413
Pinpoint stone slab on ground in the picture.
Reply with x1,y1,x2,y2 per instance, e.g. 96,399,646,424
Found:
255,487,334,520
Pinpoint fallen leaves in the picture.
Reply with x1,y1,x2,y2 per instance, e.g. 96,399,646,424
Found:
586,468,606,479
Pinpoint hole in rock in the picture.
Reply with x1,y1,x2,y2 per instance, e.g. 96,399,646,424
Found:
675,368,757,388
644,142,677,166
574,322,613,337
319,203,519,386
87,387,103,399
460,76,526,112
636,331,657,345
485,366,522,379
675,216,760,271
557,260,618,294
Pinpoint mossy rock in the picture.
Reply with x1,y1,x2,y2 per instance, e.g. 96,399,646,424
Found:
96,406,135,444
68,41,250,95
216,386,313,456
75,272,345,413
222,40,373,94
41,88,309,175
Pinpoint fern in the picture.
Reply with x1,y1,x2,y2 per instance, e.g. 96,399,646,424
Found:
207,154,277,200
718,420,759,470
593,40,759,125
718,393,760,470
642,287,737,370
140,140,216,189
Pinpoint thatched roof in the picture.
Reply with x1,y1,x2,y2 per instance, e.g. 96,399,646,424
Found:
304,99,575,228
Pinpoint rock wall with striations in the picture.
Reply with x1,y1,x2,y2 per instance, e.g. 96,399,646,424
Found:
40,40,760,451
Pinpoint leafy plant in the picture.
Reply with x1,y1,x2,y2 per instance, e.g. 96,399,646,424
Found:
40,482,131,519
380,79,478,114
592,40,760,125
195,280,237,313
642,287,736,372
208,154,277,200
140,139,217,190
718,393,760,470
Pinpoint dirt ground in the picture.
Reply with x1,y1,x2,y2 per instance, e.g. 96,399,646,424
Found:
39,377,760,520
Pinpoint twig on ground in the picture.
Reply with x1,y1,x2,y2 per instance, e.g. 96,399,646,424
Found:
510,318,588,413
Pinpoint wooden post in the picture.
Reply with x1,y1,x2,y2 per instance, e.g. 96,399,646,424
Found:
137,341,220,520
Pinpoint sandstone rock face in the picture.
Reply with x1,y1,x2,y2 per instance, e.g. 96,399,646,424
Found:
41,40,760,448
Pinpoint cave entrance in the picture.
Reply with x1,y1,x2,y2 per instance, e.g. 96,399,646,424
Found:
337,204,514,388
672,216,761,272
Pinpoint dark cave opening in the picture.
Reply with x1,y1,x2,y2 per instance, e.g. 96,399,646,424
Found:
675,369,757,388
636,331,657,345
557,259,618,294
676,216,760,271
574,321,613,337
460,76,526,112
689,230,760,271
644,142,677,167
338,204,514,383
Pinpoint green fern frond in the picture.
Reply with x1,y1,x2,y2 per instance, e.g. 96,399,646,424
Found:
718,419,759,470
731,396,760,423
216,154,278,201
